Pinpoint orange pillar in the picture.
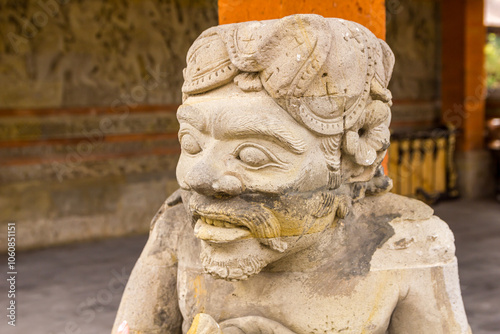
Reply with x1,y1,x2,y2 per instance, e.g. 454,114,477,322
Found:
218,0,388,171
218,0,386,39
442,0,486,151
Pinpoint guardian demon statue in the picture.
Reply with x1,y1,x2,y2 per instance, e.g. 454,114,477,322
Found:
112,14,471,334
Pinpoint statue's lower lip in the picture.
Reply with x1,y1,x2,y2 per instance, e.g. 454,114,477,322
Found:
194,218,251,243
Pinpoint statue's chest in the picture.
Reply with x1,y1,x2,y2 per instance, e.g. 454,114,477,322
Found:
177,265,400,334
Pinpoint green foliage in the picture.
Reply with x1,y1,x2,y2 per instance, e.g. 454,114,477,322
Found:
486,33,500,89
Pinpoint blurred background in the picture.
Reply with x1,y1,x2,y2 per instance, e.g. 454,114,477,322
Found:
0,0,499,333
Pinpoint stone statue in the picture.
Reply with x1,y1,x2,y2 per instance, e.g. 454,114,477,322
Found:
112,14,471,334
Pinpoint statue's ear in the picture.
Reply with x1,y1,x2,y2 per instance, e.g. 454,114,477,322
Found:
343,100,391,184
344,39,394,184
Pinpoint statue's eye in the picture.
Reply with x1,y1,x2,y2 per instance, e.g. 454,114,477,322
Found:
236,144,276,168
180,134,202,155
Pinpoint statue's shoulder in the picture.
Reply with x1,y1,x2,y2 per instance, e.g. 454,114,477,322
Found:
356,193,456,270
354,192,434,221
133,196,191,268
149,194,190,242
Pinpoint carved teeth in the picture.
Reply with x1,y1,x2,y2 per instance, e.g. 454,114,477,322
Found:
199,216,235,228
213,220,225,227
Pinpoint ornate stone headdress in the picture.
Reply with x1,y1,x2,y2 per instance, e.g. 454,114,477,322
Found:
182,14,395,191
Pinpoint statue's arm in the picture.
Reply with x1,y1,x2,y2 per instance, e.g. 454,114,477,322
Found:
111,202,185,334
387,259,472,334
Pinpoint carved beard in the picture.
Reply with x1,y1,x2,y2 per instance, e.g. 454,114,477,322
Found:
199,241,269,281
183,188,344,281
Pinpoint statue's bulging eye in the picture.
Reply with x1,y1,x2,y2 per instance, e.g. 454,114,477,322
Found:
236,144,276,168
180,134,202,155
238,146,270,167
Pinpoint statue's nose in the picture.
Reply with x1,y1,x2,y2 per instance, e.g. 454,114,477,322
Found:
212,174,243,196
184,162,242,197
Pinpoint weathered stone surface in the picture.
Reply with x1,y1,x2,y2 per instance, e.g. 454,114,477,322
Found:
0,0,218,108
113,15,470,334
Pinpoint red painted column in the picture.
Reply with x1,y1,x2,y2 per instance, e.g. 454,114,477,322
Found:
442,0,486,151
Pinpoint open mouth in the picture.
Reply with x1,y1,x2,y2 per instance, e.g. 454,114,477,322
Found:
193,215,252,243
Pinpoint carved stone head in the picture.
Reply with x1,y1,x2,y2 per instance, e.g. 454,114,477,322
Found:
176,14,395,281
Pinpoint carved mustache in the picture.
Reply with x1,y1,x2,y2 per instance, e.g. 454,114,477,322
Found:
187,192,288,252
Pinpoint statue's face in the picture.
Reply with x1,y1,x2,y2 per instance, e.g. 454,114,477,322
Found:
176,84,336,280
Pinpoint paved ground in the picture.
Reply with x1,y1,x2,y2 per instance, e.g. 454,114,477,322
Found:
434,199,500,334
0,199,499,334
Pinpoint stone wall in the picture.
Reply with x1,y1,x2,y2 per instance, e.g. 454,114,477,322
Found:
386,0,442,131
0,0,218,250
0,0,218,108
